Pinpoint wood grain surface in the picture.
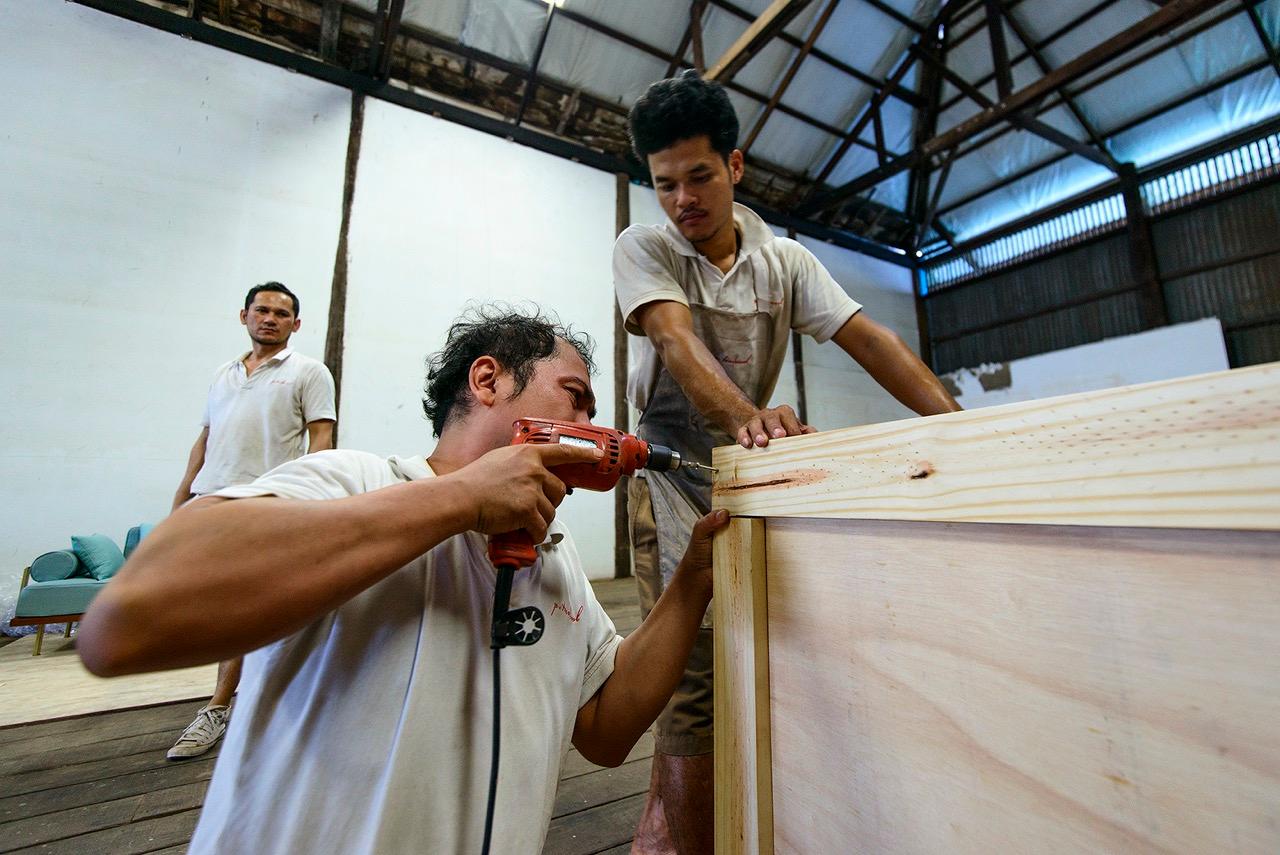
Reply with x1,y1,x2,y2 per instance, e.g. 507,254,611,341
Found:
712,362,1280,530
763,518,1280,854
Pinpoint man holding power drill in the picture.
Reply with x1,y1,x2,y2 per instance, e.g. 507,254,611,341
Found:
617,72,961,853
78,307,727,854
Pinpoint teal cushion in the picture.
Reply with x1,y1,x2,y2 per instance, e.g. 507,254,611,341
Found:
123,523,154,558
71,534,126,581
29,550,83,582
15,577,104,618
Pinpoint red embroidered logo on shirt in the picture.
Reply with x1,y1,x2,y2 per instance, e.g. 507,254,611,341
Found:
552,602,584,623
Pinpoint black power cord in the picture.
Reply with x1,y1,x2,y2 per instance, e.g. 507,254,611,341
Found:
481,566,544,855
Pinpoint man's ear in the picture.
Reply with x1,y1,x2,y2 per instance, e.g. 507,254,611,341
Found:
291,316,302,333
240,308,249,326
468,356,503,409
728,148,744,185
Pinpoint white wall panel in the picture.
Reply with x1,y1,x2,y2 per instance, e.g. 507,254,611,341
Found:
796,238,920,430
340,99,618,577
0,0,349,621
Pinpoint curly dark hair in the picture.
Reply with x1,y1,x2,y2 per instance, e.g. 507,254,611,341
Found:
628,70,739,163
422,305,596,437
244,281,299,316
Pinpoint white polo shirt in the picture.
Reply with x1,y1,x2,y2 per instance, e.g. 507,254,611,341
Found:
187,450,623,855
190,348,336,494
613,202,861,412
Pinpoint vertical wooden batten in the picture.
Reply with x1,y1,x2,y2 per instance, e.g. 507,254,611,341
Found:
323,91,365,446
614,172,632,578
713,516,773,855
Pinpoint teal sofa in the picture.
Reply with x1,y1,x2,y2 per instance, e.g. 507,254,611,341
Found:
10,525,152,655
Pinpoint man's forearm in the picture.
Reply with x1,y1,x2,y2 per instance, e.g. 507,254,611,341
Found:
654,333,757,436
80,479,475,677
574,564,711,766
172,430,208,511
842,321,960,416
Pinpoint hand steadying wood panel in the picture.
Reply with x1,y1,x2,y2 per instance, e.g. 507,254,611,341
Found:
711,362,1280,854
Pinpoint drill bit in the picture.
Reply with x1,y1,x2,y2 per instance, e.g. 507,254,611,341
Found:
680,460,718,478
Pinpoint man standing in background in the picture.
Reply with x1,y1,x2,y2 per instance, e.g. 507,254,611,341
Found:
616,72,961,853
166,281,336,760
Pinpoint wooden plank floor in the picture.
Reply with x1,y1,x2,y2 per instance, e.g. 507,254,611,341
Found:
0,577,646,855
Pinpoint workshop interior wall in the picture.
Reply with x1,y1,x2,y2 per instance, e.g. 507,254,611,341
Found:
338,98,620,578
0,0,349,617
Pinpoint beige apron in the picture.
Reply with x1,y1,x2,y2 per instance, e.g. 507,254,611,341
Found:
637,303,775,627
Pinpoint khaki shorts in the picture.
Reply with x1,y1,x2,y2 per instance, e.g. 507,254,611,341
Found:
628,475,714,756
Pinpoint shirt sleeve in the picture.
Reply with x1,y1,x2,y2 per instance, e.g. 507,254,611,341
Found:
785,239,862,342
299,361,338,423
546,529,624,708
210,450,386,502
613,225,690,336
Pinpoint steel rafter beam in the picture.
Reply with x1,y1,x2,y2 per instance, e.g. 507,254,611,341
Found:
665,5,696,78
806,49,919,194
911,42,1121,170
925,104,1280,271
796,0,984,203
742,0,841,156
907,20,947,252
984,0,1013,98
860,0,924,33
1243,0,1280,80
514,2,556,126
707,0,927,107
691,0,709,72
936,4,1259,217
706,0,815,82
996,0,1113,158
799,0,1231,215
947,2,1247,167
938,0,1123,114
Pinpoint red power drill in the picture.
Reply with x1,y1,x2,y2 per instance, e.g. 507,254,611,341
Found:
479,418,714,855
486,417,715,646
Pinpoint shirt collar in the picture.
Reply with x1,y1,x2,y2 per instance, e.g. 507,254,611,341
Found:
237,347,294,367
391,454,566,547
660,201,775,260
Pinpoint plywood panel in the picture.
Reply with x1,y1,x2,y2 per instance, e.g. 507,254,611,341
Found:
763,518,1280,854
713,518,773,855
712,362,1280,529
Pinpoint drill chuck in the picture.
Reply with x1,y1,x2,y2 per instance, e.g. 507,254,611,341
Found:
645,442,681,473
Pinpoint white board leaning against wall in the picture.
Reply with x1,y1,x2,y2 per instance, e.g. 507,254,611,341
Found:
939,318,1231,409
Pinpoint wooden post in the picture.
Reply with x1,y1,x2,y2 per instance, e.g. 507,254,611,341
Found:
713,517,773,855
614,172,632,579
1121,163,1169,329
323,92,365,445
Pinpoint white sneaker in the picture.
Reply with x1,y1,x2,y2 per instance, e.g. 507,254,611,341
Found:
167,704,230,760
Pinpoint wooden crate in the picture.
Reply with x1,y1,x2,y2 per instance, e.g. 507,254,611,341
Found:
711,362,1280,855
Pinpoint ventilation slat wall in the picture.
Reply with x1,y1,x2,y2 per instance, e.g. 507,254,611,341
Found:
926,236,1135,374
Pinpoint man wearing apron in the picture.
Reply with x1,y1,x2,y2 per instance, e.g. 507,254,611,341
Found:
615,72,961,854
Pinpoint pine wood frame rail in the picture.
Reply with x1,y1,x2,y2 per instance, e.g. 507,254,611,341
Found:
710,362,1280,854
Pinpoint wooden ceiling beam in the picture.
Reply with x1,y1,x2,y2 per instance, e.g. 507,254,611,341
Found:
706,0,816,83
